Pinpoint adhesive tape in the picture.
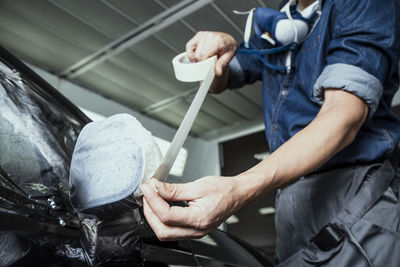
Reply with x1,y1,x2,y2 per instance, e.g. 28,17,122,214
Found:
172,52,217,82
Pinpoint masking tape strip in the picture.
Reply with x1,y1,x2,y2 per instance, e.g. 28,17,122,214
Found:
153,52,216,181
172,52,217,82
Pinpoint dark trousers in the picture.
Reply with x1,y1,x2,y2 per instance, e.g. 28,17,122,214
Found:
275,160,400,266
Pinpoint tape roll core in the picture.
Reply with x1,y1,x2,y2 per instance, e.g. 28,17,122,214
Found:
172,52,216,82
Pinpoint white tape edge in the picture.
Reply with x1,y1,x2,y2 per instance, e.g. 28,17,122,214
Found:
172,52,217,82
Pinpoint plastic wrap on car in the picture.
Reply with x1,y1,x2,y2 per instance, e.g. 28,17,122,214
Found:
0,60,83,218
78,209,144,266
0,52,146,266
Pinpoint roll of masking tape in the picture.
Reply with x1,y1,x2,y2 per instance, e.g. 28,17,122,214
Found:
172,52,217,82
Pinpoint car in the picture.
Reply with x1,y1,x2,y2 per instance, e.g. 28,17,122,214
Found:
0,45,276,267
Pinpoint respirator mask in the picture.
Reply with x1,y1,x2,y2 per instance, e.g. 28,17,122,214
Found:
235,0,321,73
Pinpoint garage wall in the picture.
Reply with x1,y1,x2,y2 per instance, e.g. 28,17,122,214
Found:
28,64,221,182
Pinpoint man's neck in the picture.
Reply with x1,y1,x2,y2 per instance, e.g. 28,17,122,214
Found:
298,0,317,11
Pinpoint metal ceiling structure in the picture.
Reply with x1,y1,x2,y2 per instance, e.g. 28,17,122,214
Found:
0,0,281,138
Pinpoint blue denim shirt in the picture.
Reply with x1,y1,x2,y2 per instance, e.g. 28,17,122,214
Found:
229,0,400,171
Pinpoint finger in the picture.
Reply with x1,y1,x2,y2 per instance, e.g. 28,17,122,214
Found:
187,32,205,62
142,183,200,228
150,179,203,201
195,43,220,62
186,35,199,62
193,39,205,62
215,51,234,76
193,36,219,62
141,183,171,210
143,198,208,241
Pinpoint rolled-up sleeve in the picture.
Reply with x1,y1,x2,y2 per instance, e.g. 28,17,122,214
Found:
313,0,398,118
228,35,264,89
314,64,383,116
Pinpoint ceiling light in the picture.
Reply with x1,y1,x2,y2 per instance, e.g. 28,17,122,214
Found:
254,151,270,161
197,235,217,246
258,207,275,215
226,215,239,224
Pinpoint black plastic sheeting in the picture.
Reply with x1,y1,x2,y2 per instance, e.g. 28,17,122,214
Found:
0,47,147,266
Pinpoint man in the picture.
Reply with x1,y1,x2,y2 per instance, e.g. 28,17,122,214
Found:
142,0,400,265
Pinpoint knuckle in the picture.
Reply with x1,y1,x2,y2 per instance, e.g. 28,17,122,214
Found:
193,216,203,229
167,184,178,199
198,219,210,230
157,233,167,241
198,52,206,60
159,213,170,224
195,31,202,38
154,229,163,240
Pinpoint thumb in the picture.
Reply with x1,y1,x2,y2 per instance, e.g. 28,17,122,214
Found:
215,51,234,76
150,178,201,201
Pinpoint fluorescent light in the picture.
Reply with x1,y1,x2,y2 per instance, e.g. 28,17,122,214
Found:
258,207,275,215
226,215,239,224
79,108,187,177
198,235,217,246
254,151,270,161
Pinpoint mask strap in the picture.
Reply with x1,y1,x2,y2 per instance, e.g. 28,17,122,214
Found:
316,0,322,18
283,0,299,73
233,8,255,48
236,42,296,73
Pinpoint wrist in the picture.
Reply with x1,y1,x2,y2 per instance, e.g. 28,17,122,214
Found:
232,169,273,207
209,67,230,94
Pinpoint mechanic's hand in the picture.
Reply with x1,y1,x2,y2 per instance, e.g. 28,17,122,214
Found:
141,176,241,241
186,31,237,77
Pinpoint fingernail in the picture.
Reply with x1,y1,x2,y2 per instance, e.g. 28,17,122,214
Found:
141,184,149,195
149,179,159,193
215,66,222,76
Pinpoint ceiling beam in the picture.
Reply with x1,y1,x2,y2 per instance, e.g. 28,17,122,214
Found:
99,0,180,54
256,0,268,7
59,0,214,79
210,2,243,36
141,88,198,115
153,0,198,34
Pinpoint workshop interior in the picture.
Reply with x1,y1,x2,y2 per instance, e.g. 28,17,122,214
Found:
1,0,400,266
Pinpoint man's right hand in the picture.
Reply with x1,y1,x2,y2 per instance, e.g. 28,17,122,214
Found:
186,31,236,93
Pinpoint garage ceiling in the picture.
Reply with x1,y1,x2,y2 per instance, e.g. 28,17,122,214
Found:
0,0,281,138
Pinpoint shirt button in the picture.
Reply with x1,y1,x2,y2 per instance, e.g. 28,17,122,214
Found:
281,90,288,96
272,124,278,131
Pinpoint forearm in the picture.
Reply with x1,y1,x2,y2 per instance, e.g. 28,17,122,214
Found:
234,91,368,204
